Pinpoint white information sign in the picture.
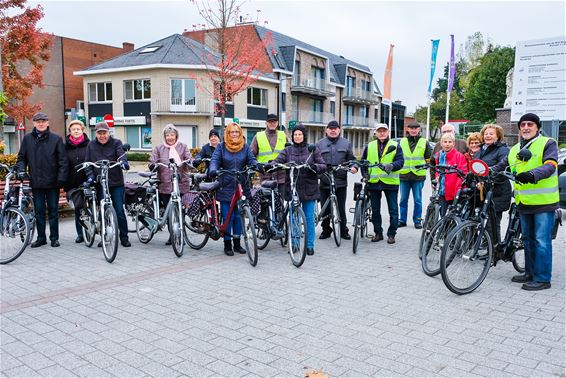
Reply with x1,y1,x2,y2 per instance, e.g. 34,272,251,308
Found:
511,36,566,122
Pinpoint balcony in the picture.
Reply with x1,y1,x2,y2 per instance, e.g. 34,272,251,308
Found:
291,75,335,97
343,115,371,128
290,110,332,125
151,98,213,116
343,88,380,105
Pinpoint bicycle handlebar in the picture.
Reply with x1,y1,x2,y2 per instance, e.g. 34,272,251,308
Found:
77,160,123,172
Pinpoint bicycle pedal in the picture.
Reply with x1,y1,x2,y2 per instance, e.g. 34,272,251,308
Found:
349,208,355,213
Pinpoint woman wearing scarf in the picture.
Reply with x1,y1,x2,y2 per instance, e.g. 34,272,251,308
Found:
149,124,193,244
272,124,327,256
64,119,90,243
209,122,258,256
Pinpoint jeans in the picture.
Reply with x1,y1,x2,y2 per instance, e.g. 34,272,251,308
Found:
109,186,129,240
32,188,60,242
520,211,554,283
399,180,424,225
369,189,399,237
301,200,316,249
221,201,242,241
320,187,348,234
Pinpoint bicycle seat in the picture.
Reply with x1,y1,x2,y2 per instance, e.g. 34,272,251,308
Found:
194,173,208,182
261,180,278,189
138,172,156,178
199,181,220,191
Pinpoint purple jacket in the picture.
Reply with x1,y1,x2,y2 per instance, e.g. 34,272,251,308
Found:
149,143,192,195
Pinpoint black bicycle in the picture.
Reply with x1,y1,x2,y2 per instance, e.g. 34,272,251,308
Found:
351,160,380,254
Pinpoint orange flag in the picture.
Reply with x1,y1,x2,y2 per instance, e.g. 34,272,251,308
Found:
383,44,394,104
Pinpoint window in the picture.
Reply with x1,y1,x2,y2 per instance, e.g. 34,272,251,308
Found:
281,93,286,112
346,76,355,96
139,46,161,54
124,79,151,101
311,67,325,89
88,82,112,102
247,87,267,107
126,126,152,149
330,101,335,116
345,105,354,125
171,79,196,110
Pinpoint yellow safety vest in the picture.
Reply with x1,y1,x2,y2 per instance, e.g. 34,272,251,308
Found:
256,130,286,163
367,139,400,185
399,137,427,176
508,136,559,206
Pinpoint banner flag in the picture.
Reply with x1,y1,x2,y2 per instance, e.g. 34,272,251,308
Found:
383,44,394,104
427,39,440,96
447,34,456,93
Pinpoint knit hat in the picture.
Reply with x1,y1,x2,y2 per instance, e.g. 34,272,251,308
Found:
209,129,220,138
292,123,307,145
518,113,541,129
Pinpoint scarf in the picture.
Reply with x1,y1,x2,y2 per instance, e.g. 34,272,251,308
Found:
69,134,85,145
164,141,182,165
224,123,245,153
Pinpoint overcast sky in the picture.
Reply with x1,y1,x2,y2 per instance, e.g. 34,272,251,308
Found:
30,0,565,114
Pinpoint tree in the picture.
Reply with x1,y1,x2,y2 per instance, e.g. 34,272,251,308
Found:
463,46,515,122
0,92,7,125
190,0,272,127
0,0,51,123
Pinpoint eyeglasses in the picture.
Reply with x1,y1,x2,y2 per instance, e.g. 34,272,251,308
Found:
519,122,536,128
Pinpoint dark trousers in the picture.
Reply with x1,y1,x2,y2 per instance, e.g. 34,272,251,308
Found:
369,189,398,237
320,187,348,234
74,207,82,238
32,188,60,242
486,211,503,245
109,186,129,240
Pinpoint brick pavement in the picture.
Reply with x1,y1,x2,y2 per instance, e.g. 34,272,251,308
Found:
1,180,565,377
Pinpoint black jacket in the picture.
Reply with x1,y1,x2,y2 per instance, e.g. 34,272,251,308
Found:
16,128,68,189
84,137,127,187
316,136,355,189
64,134,90,191
477,141,512,212
195,143,216,160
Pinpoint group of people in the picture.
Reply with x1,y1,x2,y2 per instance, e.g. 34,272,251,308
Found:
14,110,559,291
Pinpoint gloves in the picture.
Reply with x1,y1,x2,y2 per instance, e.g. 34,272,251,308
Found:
192,159,202,167
208,170,218,178
16,172,28,180
120,161,130,171
383,164,393,174
515,171,536,184
263,163,273,172
255,163,265,174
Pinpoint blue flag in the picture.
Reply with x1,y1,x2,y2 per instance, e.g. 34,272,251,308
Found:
428,39,440,96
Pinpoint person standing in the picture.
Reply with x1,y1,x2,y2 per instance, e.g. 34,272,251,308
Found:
193,128,221,169
316,120,357,240
250,113,287,194
398,121,431,229
464,132,482,166
85,122,131,247
433,133,468,216
361,123,404,244
16,112,68,248
430,123,467,181
64,119,90,244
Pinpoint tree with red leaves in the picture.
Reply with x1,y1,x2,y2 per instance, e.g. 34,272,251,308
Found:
1,0,52,123
190,0,272,127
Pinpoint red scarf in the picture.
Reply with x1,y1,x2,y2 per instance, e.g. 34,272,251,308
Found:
69,134,85,145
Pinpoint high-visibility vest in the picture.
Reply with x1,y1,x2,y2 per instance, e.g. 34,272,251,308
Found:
367,139,400,185
508,136,559,206
399,137,427,176
256,130,286,163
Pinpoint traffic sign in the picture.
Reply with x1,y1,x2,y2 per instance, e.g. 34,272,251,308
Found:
288,120,297,129
16,122,25,131
103,114,114,127
233,117,239,124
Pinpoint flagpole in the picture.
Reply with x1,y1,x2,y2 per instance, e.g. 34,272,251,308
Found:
426,96,431,140
445,90,451,124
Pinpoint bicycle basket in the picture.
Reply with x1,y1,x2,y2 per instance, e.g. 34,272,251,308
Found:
184,191,213,218
7,185,20,204
125,182,147,206
250,188,262,216
66,188,84,209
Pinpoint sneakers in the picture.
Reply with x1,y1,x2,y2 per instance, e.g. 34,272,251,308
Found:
387,236,396,244
31,240,47,248
371,234,383,242
511,274,532,283
522,281,551,291
319,230,332,240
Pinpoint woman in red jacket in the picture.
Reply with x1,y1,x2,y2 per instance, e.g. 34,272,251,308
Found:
434,133,468,215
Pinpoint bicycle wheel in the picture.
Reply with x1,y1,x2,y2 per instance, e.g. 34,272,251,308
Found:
256,222,271,250
418,203,439,260
102,205,119,263
169,201,184,257
421,215,458,277
352,198,364,254
440,220,493,295
288,205,307,267
280,214,288,248
135,209,154,244
511,223,525,273
240,205,258,266
81,206,96,248
330,197,341,247
183,208,209,250
0,207,30,264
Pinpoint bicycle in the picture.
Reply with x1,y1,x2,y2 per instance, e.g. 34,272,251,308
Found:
77,154,128,263
350,160,378,254
128,158,191,257
416,165,440,259
0,164,33,264
183,166,259,266
439,159,525,295
252,173,285,251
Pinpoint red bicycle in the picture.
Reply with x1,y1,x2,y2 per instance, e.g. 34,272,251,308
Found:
183,167,259,266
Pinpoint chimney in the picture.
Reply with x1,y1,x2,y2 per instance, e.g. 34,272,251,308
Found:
122,42,134,52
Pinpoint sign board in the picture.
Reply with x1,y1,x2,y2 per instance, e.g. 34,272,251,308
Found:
288,120,297,129
511,36,566,121
233,118,239,124
16,122,25,131
103,114,114,127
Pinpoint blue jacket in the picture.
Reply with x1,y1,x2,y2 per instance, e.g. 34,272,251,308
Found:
209,142,258,202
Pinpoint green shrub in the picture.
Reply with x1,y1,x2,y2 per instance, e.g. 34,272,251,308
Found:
126,152,150,162
0,154,18,180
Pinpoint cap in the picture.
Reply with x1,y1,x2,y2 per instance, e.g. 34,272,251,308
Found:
375,123,389,130
327,120,340,129
518,113,541,129
209,129,220,138
95,121,110,132
32,112,48,121
266,113,278,121
68,119,85,130
407,121,421,128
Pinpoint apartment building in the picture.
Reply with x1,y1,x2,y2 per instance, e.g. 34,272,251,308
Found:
75,34,279,150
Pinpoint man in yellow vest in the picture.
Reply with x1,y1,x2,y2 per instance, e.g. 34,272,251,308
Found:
361,123,404,244
499,113,559,291
398,121,432,229
250,113,288,193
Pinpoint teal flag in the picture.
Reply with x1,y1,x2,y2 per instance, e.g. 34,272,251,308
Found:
427,39,440,96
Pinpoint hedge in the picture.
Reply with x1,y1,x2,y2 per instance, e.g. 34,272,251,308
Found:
0,154,17,181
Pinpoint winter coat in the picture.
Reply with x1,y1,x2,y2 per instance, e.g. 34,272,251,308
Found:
316,136,355,189
16,128,68,189
64,134,90,191
272,144,327,201
84,136,128,187
434,148,468,201
195,143,216,160
477,141,512,212
149,143,193,195
209,142,258,202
